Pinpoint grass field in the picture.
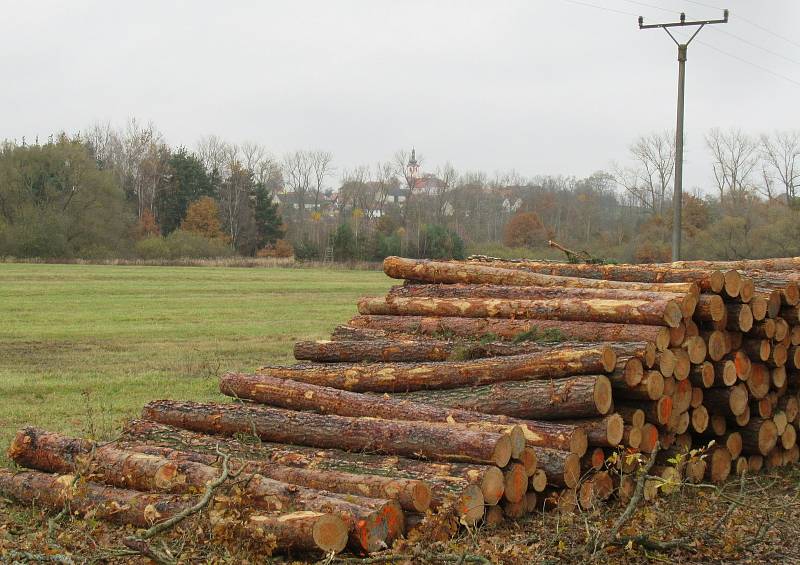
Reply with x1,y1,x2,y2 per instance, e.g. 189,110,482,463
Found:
0,263,392,466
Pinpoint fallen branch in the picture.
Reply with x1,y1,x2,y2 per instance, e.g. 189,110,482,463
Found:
122,448,234,564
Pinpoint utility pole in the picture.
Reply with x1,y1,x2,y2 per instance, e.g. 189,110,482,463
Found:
639,10,729,261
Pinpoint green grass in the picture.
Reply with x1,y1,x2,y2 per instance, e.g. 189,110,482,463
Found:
0,263,392,465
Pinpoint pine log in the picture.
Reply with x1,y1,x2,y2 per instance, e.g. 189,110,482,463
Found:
534,447,581,488
8,428,400,552
670,257,800,272
256,346,616,393
219,372,528,457
388,284,696,317
142,401,512,467
384,257,700,295
706,446,732,483
704,383,749,417
347,315,672,350
611,370,664,401
699,330,728,361
0,466,350,554
122,420,490,520
695,294,726,322
391,374,612,422
739,417,779,456
559,414,625,448
750,296,769,321
746,363,771,400
463,256,720,292
749,319,776,340
359,296,684,328
775,318,791,342
726,304,754,332
294,338,579,363
689,361,716,388
617,397,672,426
681,335,708,364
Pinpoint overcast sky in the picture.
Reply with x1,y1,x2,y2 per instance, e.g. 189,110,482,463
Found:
2,1,798,192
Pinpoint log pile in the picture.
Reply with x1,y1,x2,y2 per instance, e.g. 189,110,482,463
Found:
4,254,800,557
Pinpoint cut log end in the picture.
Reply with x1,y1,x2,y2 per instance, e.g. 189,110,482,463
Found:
309,515,353,554
758,420,779,456
594,375,613,415
605,413,624,447
456,485,485,525
691,406,709,434
602,347,617,373
570,428,589,458
664,301,684,328
518,447,538,476
530,469,547,492
564,453,581,489
493,435,513,467
708,447,732,484
503,463,528,504
480,466,506,506
623,357,644,387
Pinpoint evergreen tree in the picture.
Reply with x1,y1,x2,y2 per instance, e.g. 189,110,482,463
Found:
157,149,213,235
254,182,284,248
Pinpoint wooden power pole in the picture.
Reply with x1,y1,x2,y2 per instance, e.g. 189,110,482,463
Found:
639,10,729,261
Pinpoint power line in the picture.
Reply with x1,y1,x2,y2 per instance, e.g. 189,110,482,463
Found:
684,0,800,50
712,28,800,66
555,0,639,18
618,0,681,15
696,39,800,88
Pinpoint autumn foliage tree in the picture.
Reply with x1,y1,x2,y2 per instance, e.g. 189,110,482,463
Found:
180,197,227,240
134,209,160,240
503,211,549,248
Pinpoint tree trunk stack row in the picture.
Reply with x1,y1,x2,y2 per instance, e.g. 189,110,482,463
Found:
4,254,800,557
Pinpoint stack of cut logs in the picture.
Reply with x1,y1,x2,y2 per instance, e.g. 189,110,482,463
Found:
4,255,800,557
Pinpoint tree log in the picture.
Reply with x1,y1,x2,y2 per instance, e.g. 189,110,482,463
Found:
384,257,700,295
7,427,400,552
359,296,684,328
389,374,612,421
739,417,779,456
347,315,671,350
388,284,696,317
703,383,749,417
256,346,616,393
122,420,490,520
559,414,625,448
534,447,581,488
220,372,529,457
463,256,719,291
142,401,512,467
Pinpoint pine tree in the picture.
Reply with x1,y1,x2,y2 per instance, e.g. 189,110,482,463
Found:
254,183,284,248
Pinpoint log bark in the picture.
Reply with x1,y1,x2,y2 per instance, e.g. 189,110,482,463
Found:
294,338,591,363
142,401,512,467
359,296,684,328
389,374,612,421
8,428,400,552
463,256,719,292
611,370,664,401
388,284,695,317
347,315,672,350
256,346,616,393
219,372,528,457
384,257,700,295
670,257,800,272
122,420,490,521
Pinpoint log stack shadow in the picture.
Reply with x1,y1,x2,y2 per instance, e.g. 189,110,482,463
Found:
4,255,800,556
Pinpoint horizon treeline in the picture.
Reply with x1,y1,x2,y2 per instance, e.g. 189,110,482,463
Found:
1,120,798,263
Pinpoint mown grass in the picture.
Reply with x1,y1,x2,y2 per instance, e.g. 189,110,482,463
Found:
0,263,392,466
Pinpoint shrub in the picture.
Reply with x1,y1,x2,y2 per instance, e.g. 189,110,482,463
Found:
134,230,234,260
503,211,549,248
418,224,465,260
257,239,294,258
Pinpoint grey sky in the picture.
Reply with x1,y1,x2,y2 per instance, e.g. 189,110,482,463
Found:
2,1,798,193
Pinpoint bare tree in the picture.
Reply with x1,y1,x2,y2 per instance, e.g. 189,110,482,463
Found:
706,128,759,203
196,135,230,176
761,130,800,206
612,131,674,215
282,150,313,226
309,150,334,211
433,162,458,220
